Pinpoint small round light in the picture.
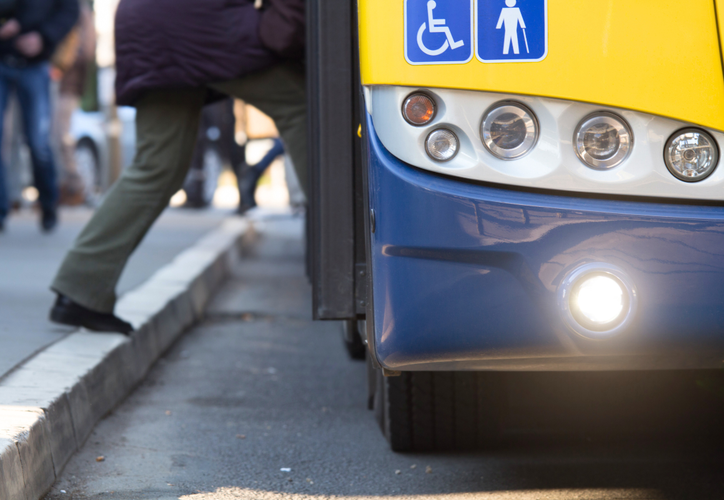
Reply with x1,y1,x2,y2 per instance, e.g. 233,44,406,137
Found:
425,129,459,162
481,102,538,160
402,92,436,126
574,112,632,170
664,128,719,182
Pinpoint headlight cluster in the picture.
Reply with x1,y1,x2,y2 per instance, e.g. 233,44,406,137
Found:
405,91,721,182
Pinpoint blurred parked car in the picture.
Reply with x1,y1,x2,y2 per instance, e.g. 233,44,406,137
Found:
70,105,136,205
72,100,236,208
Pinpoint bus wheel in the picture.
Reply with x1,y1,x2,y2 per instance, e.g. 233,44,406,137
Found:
342,320,366,360
373,368,504,452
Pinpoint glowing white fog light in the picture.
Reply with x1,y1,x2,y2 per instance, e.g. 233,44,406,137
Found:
558,263,637,339
573,275,624,325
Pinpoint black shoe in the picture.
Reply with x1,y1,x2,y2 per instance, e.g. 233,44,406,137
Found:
0,219,4,232
50,294,134,335
236,203,255,215
41,209,57,232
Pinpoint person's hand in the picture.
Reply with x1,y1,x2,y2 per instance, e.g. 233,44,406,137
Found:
0,19,20,40
50,66,63,81
15,32,43,58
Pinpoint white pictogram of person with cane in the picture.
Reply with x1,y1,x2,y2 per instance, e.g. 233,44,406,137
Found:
496,0,529,55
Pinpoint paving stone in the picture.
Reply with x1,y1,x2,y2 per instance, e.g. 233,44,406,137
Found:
150,261,206,286
187,274,213,318
172,291,197,332
0,387,59,408
66,380,94,446
149,302,183,355
0,408,55,500
43,332,127,360
0,438,25,500
1,355,97,396
43,395,77,477
126,323,161,383
112,291,179,318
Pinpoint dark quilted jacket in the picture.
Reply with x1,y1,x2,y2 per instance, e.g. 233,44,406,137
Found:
114,0,278,106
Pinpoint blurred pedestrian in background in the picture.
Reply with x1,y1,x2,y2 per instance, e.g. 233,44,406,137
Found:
53,0,95,206
182,98,294,214
234,99,305,214
50,0,305,334
0,0,79,232
237,136,284,214
182,98,238,209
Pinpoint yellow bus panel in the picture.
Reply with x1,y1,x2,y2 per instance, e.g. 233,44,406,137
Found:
359,0,724,131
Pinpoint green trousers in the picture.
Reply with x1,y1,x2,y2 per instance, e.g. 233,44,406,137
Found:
52,63,306,313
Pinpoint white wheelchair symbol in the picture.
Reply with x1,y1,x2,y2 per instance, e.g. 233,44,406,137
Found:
416,0,465,56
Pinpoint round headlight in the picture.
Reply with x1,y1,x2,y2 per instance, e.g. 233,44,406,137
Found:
574,112,632,170
402,92,436,126
664,128,719,182
480,102,538,160
425,128,459,162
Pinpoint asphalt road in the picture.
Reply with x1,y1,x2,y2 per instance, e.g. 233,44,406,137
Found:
46,215,724,500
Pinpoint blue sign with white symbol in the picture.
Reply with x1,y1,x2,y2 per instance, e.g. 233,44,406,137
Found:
405,0,474,65
476,0,547,63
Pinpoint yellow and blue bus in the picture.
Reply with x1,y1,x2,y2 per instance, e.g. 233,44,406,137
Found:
307,0,724,451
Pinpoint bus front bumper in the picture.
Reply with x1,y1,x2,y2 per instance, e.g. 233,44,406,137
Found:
366,115,724,371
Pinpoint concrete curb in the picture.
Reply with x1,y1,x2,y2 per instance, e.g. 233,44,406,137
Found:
0,217,253,500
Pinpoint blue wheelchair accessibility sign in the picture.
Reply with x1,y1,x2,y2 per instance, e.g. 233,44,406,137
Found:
404,0,474,65
476,0,547,63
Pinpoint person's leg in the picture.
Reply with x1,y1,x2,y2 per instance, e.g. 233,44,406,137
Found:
51,89,206,313
237,138,285,213
233,141,251,210
252,138,284,175
5,95,26,208
0,66,13,226
15,63,58,226
211,62,307,193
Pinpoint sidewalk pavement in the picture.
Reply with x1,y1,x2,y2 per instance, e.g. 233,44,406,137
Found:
0,205,262,500
0,207,227,379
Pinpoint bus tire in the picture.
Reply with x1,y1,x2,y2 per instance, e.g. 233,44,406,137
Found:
383,372,414,452
375,369,504,452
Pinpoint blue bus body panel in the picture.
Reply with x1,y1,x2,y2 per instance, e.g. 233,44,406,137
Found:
366,114,724,371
